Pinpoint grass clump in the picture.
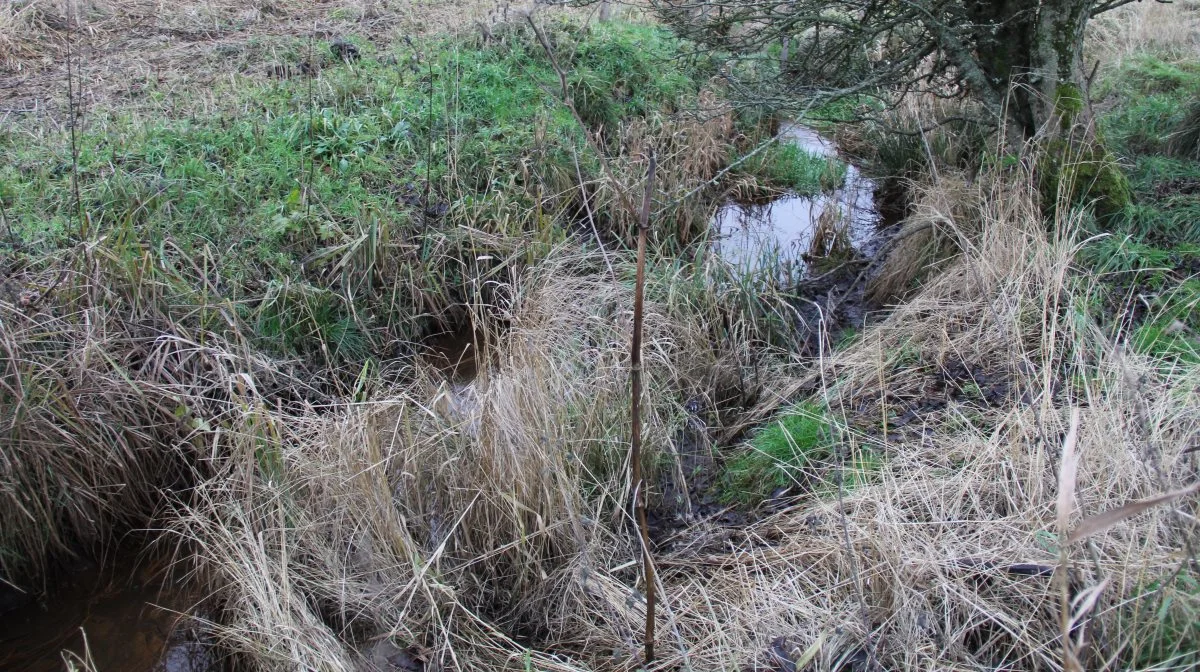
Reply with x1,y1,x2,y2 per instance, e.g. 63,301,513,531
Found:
720,401,835,506
733,142,845,196
1168,98,1200,160
1121,574,1200,670
1098,54,1200,244
1130,277,1200,363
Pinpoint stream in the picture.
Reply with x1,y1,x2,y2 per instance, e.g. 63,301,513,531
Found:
0,555,214,672
714,122,886,280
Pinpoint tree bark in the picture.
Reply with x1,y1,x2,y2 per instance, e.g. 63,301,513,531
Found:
964,0,1092,138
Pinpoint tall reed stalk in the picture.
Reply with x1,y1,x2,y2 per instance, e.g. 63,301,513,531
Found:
631,148,657,665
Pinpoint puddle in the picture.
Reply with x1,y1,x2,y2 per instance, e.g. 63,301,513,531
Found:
424,324,483,384
0,556,215,672
423,324,489,421
714,122,884,279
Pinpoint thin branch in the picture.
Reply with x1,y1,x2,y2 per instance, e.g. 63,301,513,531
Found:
65,0,85,239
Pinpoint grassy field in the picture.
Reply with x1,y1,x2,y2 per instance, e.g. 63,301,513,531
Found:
2,1,1199,671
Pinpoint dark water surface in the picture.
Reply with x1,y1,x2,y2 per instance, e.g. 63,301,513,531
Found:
0,556,214,672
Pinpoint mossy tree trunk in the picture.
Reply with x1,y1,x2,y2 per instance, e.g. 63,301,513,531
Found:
964,0,1092,139
963,0,1127,214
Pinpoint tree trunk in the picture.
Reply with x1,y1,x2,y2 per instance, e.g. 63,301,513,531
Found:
599,1,613,22
965,0,1092,139
965,0,1125,213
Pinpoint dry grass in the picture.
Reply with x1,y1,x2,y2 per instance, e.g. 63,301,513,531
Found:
1168,99,1200,160
638,159,1198,670
1088,0,1200,68
4,138,1195,671
3,4,1199,670
166,247,763,670
595,89,735,246
864,172,979,305
0,243,312,583
132,159,1198,670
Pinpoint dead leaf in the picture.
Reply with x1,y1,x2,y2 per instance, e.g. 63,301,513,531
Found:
1069,481,1200,543
1056,409,1082,533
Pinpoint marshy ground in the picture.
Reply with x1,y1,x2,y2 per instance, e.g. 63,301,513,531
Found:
2,1,1199,671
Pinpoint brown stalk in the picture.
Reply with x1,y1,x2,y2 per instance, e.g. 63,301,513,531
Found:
631,147,657,665
65,0,84,239
520,16,661,659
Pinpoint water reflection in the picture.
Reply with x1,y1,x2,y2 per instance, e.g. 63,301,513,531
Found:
714,123,882,278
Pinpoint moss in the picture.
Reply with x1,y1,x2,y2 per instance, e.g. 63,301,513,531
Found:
1053,83,1085,130
1040,136,1131,220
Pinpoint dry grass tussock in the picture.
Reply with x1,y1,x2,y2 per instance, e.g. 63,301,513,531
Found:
595,88,735,245
864,172,979,305
169,249,759,670
145,164,1197,669
0,244,314,583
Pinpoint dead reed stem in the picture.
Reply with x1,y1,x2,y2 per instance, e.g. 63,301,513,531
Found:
631,147,658,665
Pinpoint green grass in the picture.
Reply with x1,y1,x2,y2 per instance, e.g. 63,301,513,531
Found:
1121,573,1200,669
1073,53,1200,374
733,142,846,195
1098,54,1200,246
1130,277,1200,363
719,401,878,507
720,402,835,506
0,21,715,366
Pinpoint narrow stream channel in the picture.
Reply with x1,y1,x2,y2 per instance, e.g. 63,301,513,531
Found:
0,555,214,672
714,122,885,279
0,124,887,672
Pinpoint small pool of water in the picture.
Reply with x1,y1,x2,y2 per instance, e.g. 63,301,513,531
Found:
423,324,489,420
0,556,215,672
714,123,884,278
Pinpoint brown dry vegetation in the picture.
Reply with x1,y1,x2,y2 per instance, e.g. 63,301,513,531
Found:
165,164,1197,670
